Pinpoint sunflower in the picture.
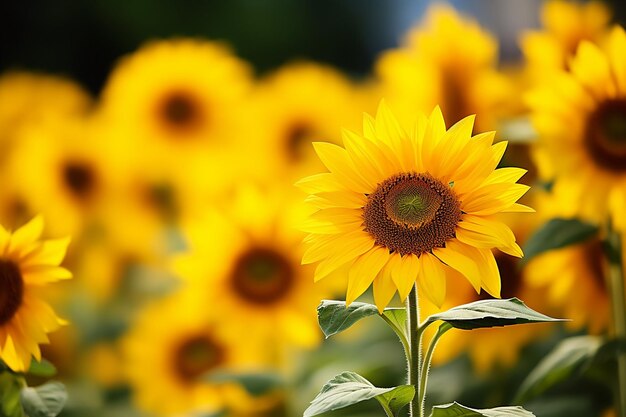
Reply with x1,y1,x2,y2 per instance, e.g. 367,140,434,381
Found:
99,38,252,163
0,216,71,372
172,185,327,356
4,116,115,239
244,62,362,179
298,102,529,312
123,291,262,416
527,26,626,228
374,5,511,133
521,0,612,83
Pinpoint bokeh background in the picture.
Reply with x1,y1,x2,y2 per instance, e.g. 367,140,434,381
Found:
2,1,626,417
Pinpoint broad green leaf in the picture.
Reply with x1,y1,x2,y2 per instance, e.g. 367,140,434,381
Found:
303,371,414,417
381,308,408,342
375,384,415,417
20,382,67,417
522,218,598,263
424,298,565,330
431,402,535,416
27,359,57,378
515,336,603,403
0,373,24,417
205,371,282,396
317,300,379,338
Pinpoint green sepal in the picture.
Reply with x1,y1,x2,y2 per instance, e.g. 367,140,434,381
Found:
303,371,414,417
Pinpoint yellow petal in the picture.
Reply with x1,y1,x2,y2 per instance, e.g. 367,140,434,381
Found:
390,254,419,303
433,239,481,292
417,253,446,308
346,246,390,305
373,274,397,313
314,235,375,282
8,215,44,256
478,249,501,298
313,142,371,194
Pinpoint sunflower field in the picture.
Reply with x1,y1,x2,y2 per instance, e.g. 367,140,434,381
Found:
1,1,626,417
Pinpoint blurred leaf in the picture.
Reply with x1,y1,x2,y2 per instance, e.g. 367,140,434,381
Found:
375,384,415,417
20,382,67,417
205,371,282,396
0,373,24,417
515,336,604,403
430,402,535,416
304,371,414,417
424,298,565,331
27,360,57,378
317,300,379,338
522,395,597,417
522,219,598,263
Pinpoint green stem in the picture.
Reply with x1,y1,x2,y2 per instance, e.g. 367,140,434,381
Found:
407,286,422,417
419,325,450,414
607,229,626,417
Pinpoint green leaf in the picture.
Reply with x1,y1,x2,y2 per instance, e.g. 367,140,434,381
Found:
424,298,565,330
515,336,603,403
381,308,408,341
205,371,282,396
375,384,415,417
20,382,67,417
0,373,24,417
431,402,535,416
317,300,379,338
303,371,414,417
27,359,57,378
522,218,598,263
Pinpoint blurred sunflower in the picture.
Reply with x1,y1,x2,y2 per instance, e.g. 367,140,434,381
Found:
245,62,362,178
521,0,612,83
527,26,626,228
298,102,529,312
123,291,262,416
99,38,252,162
375,5,511,132
5,117,115,238
0,216,71,372
173,185,325,356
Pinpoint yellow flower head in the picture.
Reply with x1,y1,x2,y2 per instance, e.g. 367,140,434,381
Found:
99,38,252,160
173,185,326,354
298,102,530,312
0,216,71,371
521,0,612,82
375,5,511,132
123,291,261,416
527,26,626,228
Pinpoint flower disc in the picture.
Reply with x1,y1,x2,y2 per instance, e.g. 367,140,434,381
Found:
584,99,626,172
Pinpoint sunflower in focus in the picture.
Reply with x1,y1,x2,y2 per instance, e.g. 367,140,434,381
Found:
246,62,362,179
527,26,626,228
521,0,612,83
123,292,262,416
99,39,252,162
0,216,71,372
298,102,530,312
375,5,511,132
173,185,326,356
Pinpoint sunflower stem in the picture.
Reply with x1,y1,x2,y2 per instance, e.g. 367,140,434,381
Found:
419,325,449,414
606,228,626,417
407,286,422,417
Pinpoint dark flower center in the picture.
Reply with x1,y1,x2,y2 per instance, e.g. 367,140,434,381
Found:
285,122,314,161
230,247,294,305
0,260,24,326
363,172,462,256
479,253,522,300
159,90,204,132
441,72,472,129
173,334,224,383
62,162,96,200
584,99,626,172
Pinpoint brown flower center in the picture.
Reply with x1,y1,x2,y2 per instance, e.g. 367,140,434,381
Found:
230,247,294,305
0,260,24,326
441,72,472,129
584,99,626,172
158,90,204,133
285,122,314,161
173,334,224,383
363,173,462,256
62,161,97,200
